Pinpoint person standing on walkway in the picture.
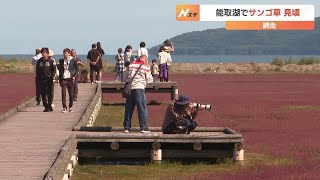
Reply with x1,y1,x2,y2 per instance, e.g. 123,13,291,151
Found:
36,47,56,112
115,48,125,82
58,48,78,113
137,42,148,58
157,46,172,82
48,49,57,108
71,49,84,101
151,59,158,82
163,39,174,81
87,43,102,84
32,48,42,105
123,55,153,133
124,45,134,67
97,42,105,83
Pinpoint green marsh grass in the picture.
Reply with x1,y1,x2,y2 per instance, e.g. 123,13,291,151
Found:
95,101,169,127
71,153,294,180
271,57,320,66
0,56,116,73
287,105,320,111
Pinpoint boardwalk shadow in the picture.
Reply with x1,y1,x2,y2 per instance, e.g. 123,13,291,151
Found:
78,126,113,132
103,101,162,106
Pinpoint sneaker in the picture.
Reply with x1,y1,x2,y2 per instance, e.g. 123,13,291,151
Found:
51,103,55,108
124,129,130,133
94,80,98,84
69,108,74,112
43,108,50,112
49,106,53,112
141,129,151,133
91,82,94,85
61,108,67,113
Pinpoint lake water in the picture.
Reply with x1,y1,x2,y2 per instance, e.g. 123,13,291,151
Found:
2,54,320,63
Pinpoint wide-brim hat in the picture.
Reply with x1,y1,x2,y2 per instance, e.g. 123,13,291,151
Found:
49,49,54,56
175,95,191,105
163,39,172,45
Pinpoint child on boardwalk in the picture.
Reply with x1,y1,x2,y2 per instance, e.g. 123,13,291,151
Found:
151,59,158,82
115,48,125,82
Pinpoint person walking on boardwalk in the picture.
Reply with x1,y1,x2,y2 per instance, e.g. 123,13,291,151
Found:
36,47,56,112
48,49,57,108
71,49,84,101
97,42,105,83
115,48,125,82
32,48,42,105
123,55,153,133
58,48,79,113
87,43,102,84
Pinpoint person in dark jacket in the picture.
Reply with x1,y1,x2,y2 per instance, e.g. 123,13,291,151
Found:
36,47,56,112
87,43,102,84
71,49,84,101
58,48,79,113
97,42,105,83
162,95,199,134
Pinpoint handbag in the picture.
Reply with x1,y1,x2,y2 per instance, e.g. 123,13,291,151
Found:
122,64,143,98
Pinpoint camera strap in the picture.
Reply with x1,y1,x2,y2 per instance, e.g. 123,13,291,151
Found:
128,64,143,85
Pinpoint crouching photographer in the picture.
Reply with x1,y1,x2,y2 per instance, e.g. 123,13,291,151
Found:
162,95,211,134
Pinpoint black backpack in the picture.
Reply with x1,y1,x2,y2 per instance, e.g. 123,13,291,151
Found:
163,118,190,134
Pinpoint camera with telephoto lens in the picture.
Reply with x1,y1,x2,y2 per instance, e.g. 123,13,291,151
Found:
190,103,212,111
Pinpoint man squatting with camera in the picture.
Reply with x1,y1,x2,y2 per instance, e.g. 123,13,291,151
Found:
162,95,209,134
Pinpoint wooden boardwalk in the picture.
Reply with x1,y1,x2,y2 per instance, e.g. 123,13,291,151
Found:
101,81,178,100
0,83,97,180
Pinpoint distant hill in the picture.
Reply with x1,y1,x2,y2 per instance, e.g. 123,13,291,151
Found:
149,17,320,55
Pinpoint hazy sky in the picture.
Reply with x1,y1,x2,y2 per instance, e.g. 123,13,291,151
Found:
0,0,319,54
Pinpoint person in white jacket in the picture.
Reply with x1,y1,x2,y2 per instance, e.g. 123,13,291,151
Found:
157,46,172,82
32,48,42,105
137,41,148,58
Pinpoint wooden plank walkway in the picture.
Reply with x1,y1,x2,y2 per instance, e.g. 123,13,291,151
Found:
0,83,96,180
76,127,244,163
101,81,179,100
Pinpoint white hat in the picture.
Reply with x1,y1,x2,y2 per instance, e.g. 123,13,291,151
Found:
48,49,54,57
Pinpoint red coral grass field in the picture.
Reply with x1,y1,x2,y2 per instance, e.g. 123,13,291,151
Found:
2,73,320,179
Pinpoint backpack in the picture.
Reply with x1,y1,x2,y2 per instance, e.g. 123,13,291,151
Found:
163,118,190,134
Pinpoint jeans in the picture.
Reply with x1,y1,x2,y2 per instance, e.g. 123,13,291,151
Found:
115,71,124,82
152,74,158,82
123,89,149,130
61,79,74,108
40,79,54,109
159,63,168,82
90,64,101,82
73,73,79,99
35,77,41,103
